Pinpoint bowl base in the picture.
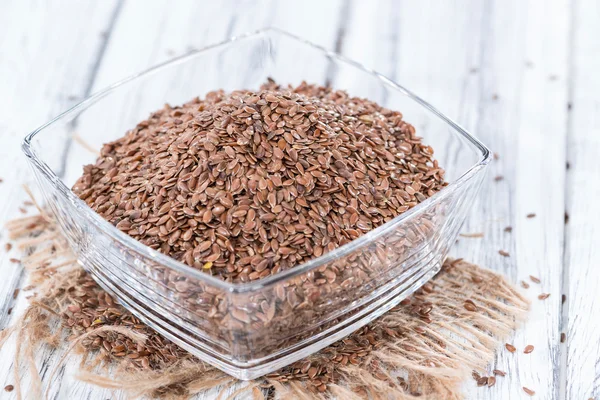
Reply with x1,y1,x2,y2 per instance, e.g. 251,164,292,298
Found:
79,250,442,380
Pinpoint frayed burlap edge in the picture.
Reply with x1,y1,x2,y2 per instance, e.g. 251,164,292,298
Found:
2,213,529,400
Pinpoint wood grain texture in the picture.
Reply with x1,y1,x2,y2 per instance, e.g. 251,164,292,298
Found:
340,1,569,398
0,1,597,399
454,1,569,398
564,0,600,398
0,1,121,399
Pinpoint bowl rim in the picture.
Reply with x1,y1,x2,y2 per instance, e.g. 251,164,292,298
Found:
22,27,491,294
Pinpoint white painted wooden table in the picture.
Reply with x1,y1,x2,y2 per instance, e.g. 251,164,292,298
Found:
1,1,598,398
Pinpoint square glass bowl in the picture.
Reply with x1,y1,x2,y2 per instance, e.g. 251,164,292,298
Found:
22,28,490,380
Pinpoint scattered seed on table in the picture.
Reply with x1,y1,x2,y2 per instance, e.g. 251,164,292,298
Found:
538,293,550,300
13,289,19,299
523,387,535,396
18,207,27,214
7,307,12,315
562,294,567,304
529,275,541,284
493,152,500,160
524,345,534,354
520,281,530,289
499,250,510,257
487,376,496,387
492,94,499,100
472,371,481,380
4,243,11,251
504,226,513,233
9,258,20,264
565,212,569,224
494,175,504,182
505,343,516,353
459,232,484,238
526,213,536,218
477,376,488,386
4,385,13,392
561,332,566,343
493,369,506,377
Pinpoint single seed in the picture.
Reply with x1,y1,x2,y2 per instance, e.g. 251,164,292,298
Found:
526,213,536,218
505,343,516,353
521,281,530,289
493,369,506,377
498,250,510,257
529,275,541,284
487,376,496,387
524,345,534,354
562,294,566,304
523,387,535,396
463,300,478,312
504,226,512,233
494,175,504,182
231,308,251,323
538,293,550,300
4,385,14,392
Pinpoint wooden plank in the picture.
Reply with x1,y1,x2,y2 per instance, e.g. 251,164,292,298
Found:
563,0,600,398
452,1,569,398
339,0,568,398
0,1,121,399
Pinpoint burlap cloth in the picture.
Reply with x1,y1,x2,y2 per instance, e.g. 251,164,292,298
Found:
1,213,528,399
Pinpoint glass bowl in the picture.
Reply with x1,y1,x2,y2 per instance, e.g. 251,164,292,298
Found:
22,28,490,380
